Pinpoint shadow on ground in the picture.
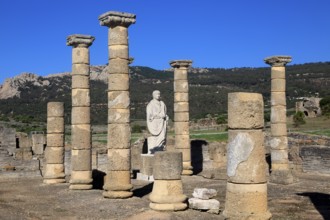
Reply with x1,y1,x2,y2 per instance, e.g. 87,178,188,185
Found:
297,192,330,220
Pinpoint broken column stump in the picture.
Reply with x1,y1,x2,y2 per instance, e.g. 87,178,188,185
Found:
222,93,272,219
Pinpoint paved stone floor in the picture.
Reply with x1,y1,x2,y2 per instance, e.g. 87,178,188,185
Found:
0,173,329,220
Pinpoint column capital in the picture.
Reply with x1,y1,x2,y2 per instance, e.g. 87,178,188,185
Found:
98,11,136,28
264,55,292,67
66,34,95,48
169,60,193,69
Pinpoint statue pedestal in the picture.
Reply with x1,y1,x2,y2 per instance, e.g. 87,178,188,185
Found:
136,154,154,182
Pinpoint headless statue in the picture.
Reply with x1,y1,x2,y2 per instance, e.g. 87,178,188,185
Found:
146,90,168,154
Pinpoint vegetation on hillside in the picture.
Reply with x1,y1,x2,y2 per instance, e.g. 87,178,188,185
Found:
0,62,330,124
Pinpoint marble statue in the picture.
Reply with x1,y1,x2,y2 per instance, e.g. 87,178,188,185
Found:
146,90,168,154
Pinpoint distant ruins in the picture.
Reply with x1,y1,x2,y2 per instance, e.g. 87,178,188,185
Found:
296,97,322,117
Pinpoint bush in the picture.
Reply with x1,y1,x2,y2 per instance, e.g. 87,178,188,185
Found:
320,96,330,117
131,124,146,133
216,115,227,124
293,111,306,127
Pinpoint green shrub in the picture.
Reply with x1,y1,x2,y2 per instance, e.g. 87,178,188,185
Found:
293,111,306,127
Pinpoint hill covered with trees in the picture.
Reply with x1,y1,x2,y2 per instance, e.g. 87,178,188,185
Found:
0,62,330,125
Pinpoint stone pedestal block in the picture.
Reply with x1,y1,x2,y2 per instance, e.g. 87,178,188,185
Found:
153,152,182,180
149,151,187,211
140,154,154,176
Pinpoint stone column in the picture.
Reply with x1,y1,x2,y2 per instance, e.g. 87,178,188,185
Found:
223,93,271,219
43,102,65,184
264,55,294,185
98,11,136,199
170,60,193,176
149,152,187,211
67,34,95,190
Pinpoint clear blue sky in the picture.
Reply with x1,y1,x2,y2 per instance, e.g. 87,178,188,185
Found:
1,0,330,83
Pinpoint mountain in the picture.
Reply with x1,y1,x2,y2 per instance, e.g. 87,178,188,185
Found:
0,62,330,124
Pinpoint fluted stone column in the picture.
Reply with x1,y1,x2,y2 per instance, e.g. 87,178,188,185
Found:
170,60,193,176
99,11,136,199
264,56,294,185
223,93,271,220
67,34,95,190
43,102,65,184
149,152,187,211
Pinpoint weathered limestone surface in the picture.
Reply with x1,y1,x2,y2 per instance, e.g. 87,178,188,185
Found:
264,55,294,185
223,93,271,219
170,60,193,176
99,11,136,199
149,152,187,211
43,102,65,184
67,34,95,190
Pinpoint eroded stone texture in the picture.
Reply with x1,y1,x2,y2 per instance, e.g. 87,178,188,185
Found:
99,10,136,199
149,152,187,211
43,102,65,184
170,60,193,175
264,55,294,185
223,93,271,219
67,34,94,190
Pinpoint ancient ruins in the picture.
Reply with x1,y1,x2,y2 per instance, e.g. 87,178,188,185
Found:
67,34,95,190
43,102,65,184
223,92,271,219
1,9,330,220
296,97,322,117
265,55,294,184
99,11,136,199
171,60,193,176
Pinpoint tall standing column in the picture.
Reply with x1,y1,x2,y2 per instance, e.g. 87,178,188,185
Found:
170,60,193,176
223,93,271,219
99,11,136,199
264,55,294,185
43,102,65,184
67,34,95,190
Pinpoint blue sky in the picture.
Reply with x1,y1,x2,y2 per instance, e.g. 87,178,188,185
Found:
1,0,330,83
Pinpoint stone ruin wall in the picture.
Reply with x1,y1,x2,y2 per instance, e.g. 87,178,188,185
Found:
295,97,322,118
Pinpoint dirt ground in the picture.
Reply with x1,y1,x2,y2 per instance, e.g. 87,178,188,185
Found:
0,173,329,220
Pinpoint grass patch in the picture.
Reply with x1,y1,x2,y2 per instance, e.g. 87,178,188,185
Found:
190,132,228,142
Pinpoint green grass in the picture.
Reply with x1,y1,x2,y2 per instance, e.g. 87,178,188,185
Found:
287,115,330,137
190,132,228,142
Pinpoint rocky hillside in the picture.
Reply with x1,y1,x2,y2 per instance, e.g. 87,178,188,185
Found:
0,62,330,124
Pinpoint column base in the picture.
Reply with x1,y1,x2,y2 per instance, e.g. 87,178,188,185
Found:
43,178,66,184
150,202,187,211
103,190,133,199
222,210,272,220
223,182,271,220
182,169,193,176
69,184,93,190
270,169,294,185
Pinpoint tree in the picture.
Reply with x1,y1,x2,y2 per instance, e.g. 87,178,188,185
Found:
320,96,330,117
293,111,306,127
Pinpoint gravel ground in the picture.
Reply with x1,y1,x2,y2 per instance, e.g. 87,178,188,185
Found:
0,173,329,220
